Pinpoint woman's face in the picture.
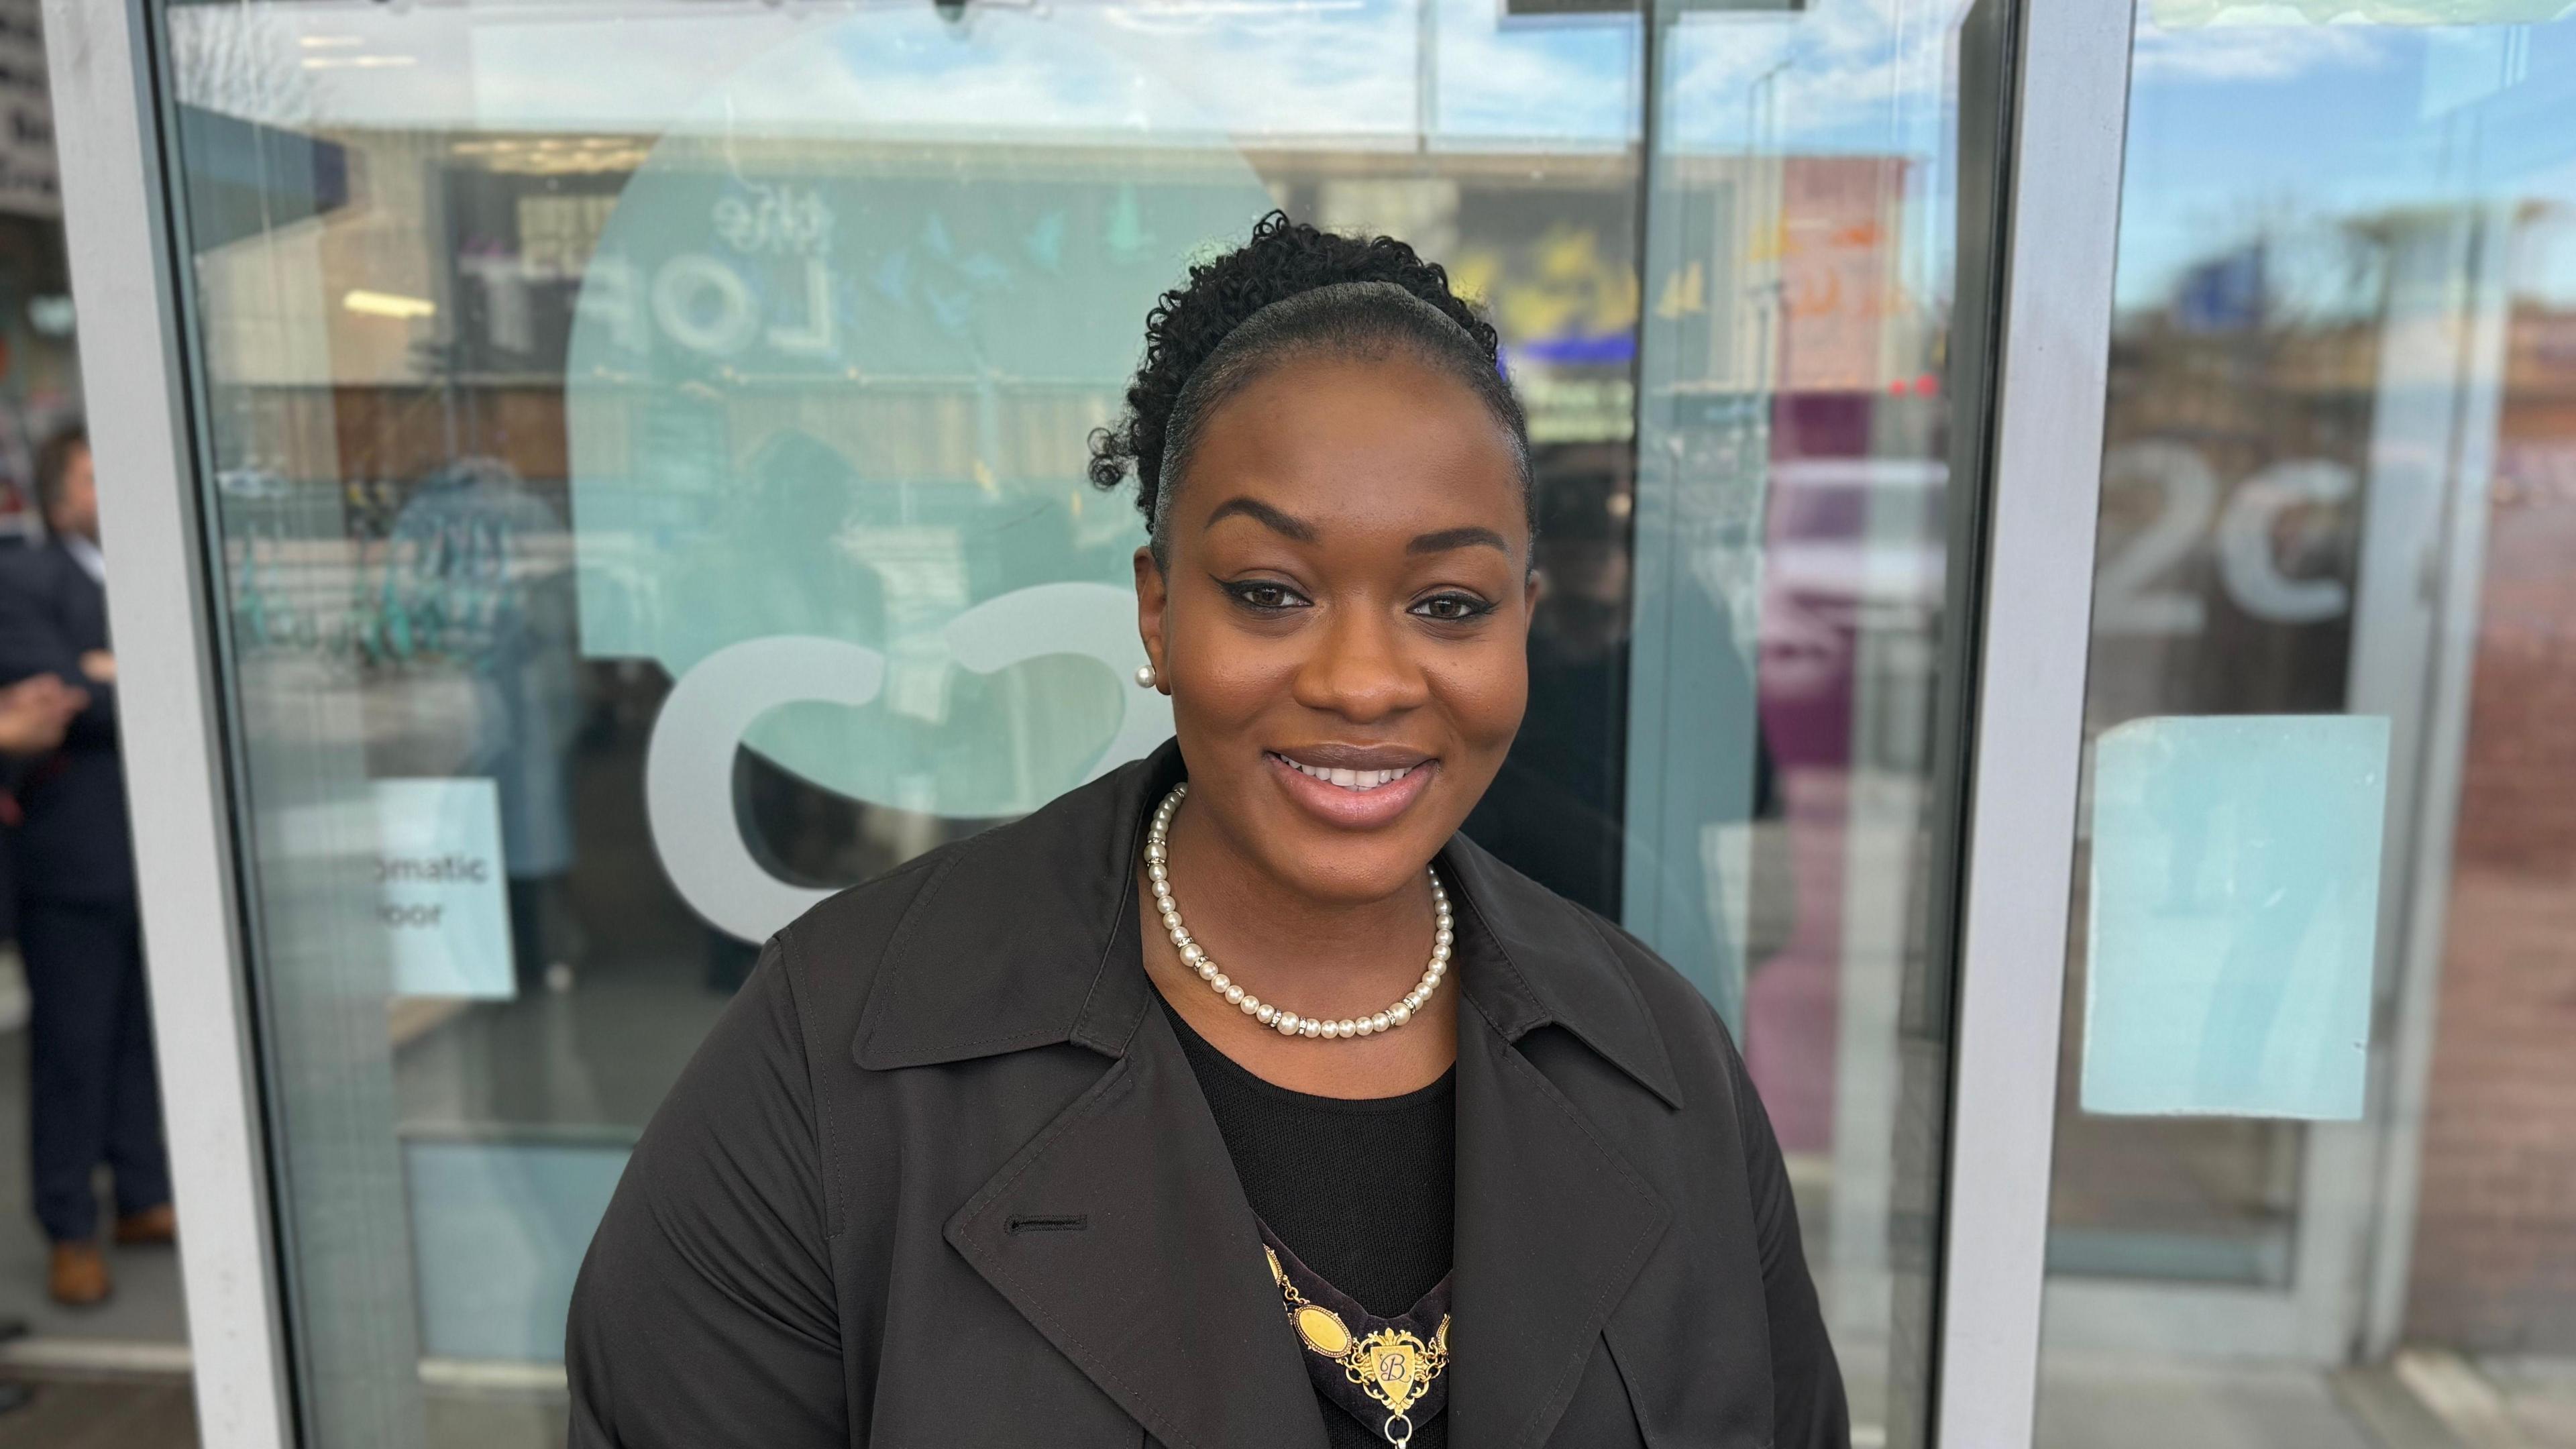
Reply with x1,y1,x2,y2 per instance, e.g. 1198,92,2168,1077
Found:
1136,350,1535,906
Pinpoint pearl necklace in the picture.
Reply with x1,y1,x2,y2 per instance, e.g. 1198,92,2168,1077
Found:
1145,784,1451,1040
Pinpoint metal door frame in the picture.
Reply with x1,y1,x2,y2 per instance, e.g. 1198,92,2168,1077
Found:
42,0,295,1442
1927,0,2139,1437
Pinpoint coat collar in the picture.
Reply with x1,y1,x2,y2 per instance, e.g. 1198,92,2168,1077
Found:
852,739,1684,1110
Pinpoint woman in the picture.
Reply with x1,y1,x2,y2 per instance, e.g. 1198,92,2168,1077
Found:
567,214,1847,1448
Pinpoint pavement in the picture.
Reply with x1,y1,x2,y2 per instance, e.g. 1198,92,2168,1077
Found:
2343,1350,2576,1449
2030,1349,2576,1449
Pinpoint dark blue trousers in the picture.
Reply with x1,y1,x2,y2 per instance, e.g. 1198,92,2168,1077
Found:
18,898,169,1243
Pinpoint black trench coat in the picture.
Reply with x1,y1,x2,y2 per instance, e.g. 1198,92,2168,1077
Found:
567,743,1847,1448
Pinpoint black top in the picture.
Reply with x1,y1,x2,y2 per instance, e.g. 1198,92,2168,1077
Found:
566,742,1851,1449
1165,1001,1454,1448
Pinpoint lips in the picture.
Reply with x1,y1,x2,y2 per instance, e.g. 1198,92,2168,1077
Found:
1264,748,1437,829
1273,755,1425,792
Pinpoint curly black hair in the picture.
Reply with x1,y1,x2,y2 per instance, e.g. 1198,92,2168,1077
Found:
1087,211,1531,564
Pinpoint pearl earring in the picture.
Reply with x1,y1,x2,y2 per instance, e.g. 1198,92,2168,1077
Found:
1135,663,1159,689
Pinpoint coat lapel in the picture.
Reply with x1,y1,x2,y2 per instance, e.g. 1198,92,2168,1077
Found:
1448,977,1672,1448
1442,837,1678,1449
946,1003,1326,1449
872,743,1319,1448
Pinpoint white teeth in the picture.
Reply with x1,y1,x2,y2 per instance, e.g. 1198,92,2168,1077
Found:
1279,756,1418,791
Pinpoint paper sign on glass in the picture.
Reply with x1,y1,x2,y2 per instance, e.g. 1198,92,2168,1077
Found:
374,778,516,1000
2082,715,2389,1120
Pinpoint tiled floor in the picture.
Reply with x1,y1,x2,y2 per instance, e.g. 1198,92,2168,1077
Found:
0,1371,197,1449
2037,1350,2385,1449
0,1373,584,1449
2495,1358,2576,1448
0,1020,191,1446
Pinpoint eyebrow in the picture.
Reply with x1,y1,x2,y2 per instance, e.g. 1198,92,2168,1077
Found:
1203,496,1317,542
1204,497,1513,559
1406,525,1512,557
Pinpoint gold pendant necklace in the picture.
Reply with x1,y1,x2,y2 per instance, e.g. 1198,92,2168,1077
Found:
1267,1245,1451,1448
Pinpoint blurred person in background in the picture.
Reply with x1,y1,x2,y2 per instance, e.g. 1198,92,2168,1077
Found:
0,670,82,1409
0,425,173,1307
0,674,83,759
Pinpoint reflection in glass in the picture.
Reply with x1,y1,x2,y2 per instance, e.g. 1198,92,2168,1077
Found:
1623,4,2002,1446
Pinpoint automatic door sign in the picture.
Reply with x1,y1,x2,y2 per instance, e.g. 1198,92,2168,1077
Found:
375,778,515,1000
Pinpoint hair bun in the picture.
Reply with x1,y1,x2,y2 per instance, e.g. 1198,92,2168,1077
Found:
1086,211,1515,546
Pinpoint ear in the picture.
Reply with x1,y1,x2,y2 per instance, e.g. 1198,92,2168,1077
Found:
1523,561,1546,617
1133,545,1171,694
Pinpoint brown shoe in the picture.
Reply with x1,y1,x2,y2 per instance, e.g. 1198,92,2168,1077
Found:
113,1205,176,1246
48,1242,109,1307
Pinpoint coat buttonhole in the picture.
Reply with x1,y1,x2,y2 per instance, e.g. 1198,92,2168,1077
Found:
1006,1214,1089,1234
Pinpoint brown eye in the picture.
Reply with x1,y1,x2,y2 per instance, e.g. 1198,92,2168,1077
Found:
1412,592,1493,623
1221,580,1311,612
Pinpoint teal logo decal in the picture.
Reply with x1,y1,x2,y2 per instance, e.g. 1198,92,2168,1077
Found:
563,11,1273,936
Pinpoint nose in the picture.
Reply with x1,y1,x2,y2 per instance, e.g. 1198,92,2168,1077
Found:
1291,604,1430,724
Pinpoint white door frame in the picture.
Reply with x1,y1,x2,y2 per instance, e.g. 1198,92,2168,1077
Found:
1930,0,2139,1440
42,0,297,1443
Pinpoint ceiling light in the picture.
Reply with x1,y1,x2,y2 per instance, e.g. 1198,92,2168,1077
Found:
343,290,436,320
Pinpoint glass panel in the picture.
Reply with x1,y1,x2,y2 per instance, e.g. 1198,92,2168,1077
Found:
2043,5,2576,1442
152,0,2003,1442
157,4,1653,1439
1633,2,2011,1444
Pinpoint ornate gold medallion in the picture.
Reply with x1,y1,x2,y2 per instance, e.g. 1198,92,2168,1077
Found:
1345,1326,1443,1416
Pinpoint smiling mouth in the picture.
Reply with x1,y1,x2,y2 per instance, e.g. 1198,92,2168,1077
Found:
1267,753,1427,792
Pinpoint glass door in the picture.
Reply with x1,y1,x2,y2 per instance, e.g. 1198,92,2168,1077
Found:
2033,3,2576,1438
66,0,2063,1441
